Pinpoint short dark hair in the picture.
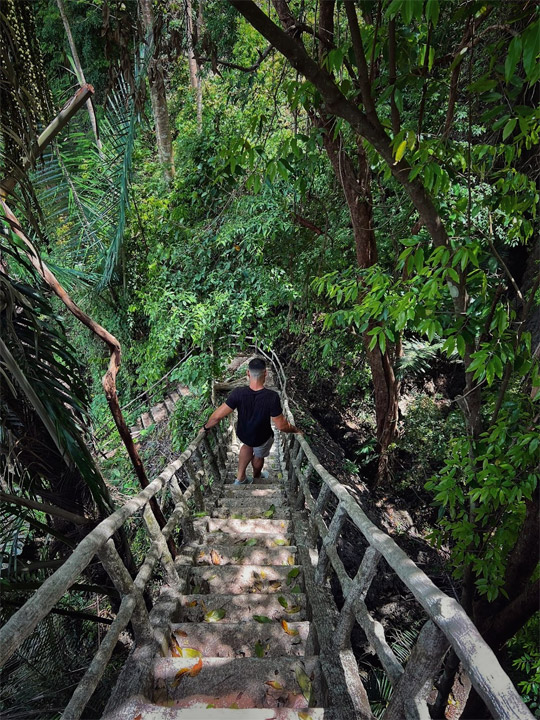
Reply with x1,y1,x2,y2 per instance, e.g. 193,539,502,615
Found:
248,357,266,375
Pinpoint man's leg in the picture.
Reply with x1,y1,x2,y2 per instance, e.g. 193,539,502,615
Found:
237,444,254,482
252,455,264,478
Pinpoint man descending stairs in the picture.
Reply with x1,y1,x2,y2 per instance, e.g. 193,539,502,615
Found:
105,439,326,718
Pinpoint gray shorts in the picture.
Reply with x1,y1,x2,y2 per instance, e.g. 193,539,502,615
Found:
253,434,274,458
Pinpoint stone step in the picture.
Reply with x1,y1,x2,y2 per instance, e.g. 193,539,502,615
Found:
211,506,290,521
195,518,291,536
219,496,286,508
175,593,307,623
153,656,321,709
197,532,294,548
187,565,303,595
104,700,326,719
169,621,309,657
191,544,297,566
222,486,282,498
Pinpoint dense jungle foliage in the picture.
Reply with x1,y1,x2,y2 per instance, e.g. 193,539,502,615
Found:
0,0,538,717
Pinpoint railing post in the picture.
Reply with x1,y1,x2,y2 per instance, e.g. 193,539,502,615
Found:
97,539,152,643
287,435,300,497
315,503,347,585
185,457,204,511
308,484,332,545
382,621,450,720
335,547,381,650
142,505,181,587
201,435,220,485
295,460,311,511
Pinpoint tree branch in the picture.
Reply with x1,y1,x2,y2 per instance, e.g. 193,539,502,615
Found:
344,1,377,121
198,44,273,72
0,491,92,526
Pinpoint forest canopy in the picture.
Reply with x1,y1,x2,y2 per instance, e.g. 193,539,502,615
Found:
0,0,538,717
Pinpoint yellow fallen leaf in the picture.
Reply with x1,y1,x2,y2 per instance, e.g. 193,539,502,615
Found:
298,713,313,720
287,555,295,565
183,647,202,657
281,619,299,636
286,605,302,614
211,549,221,565
265,680,284,690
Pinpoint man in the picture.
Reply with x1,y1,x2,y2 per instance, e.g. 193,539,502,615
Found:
202,357,302,484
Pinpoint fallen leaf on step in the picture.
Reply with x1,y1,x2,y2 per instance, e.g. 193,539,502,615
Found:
298,713,313,720
253,615,272,623
172,668,190,687
133,715,142,720
175,630,188,637
245,538,258,546
254,640,265,657
287,555,295,565
189,657,203,677
171,637,183,657
295,665,313,705
210,549,222,565
204,608,226,622
278,596,288,608
183,647,202,657
273,539,287,546
264,504,276,518
265,681,284,690
269,581,282,591
281,619,299,636
186,600,198,607
229,703,239,709
286,605,302,614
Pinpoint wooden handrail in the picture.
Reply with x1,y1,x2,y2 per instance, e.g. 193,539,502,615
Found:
264,345,532,720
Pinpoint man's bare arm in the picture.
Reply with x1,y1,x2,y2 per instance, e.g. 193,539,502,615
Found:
272,413,302,434
203,403,234,430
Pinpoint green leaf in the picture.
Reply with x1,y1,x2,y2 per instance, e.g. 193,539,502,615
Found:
253,615,273,623
295,664,313,705
505,36,522,83
425,0,440,25
204,608,226,622
254,640,265,658
245,538,258,546
502,118,517,141
278,596,288,608
522,22,540,81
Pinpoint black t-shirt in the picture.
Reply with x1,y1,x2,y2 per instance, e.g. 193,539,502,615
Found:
225,386,283,447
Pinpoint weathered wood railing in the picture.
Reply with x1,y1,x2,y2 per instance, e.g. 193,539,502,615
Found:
257,346,532,720
0,418,232,720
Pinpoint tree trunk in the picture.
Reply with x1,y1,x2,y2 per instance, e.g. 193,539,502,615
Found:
139,0,175,181
317,117,399,476
55,0,102,154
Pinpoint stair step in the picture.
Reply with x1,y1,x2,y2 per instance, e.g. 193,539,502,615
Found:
169,621,309,657
198,533,293,547
187,565,303,594
175,593,307,623
195,518,291,535
105,700,326,719
153,656,321,709
212,506,290,520
222,486,283,498
219,496,286,509
191,544,297,566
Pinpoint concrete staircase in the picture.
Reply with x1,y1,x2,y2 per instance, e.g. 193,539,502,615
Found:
107,438,325,719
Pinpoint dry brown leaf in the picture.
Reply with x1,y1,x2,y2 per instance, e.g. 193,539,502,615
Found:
175,630,188,637
189,657,203,677
281,619,299,636
186,600,197,607
133,715,142,720
171,668,190,687
211,549,221,565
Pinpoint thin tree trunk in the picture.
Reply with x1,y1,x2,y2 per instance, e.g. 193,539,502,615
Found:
55,0,102,154
317,117,399,478
139,0,175,181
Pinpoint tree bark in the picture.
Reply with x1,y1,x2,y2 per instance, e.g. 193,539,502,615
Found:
316,116,399,475
139,0,175,181
55,0,102,154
